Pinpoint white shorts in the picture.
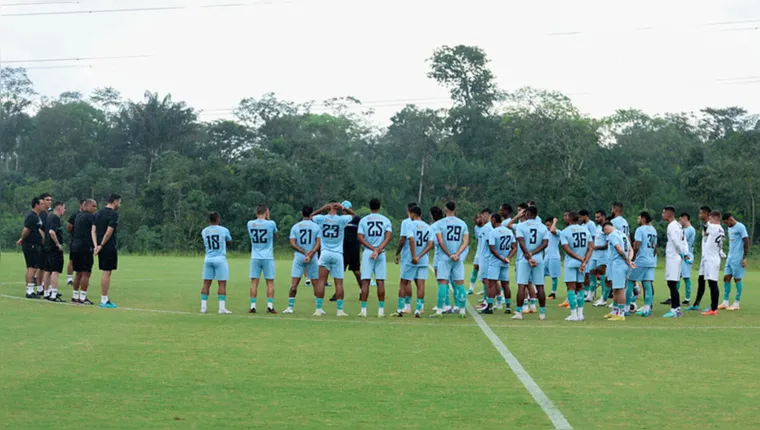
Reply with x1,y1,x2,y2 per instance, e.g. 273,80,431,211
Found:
699,259,721,282
665,258,682,282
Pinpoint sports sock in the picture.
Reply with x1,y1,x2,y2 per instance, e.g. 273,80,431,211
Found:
735,281,743,302
404,296,412,306
600,275,609,300
315,297,323,309
529,298,537,307
496,295,503,305
454,284,466,308
250,297,257,309
26,284,34,295
643,281,653,307
486,297,494,305
724,281,731,301
505,298,511,308
415,298,423,312
576,290,585,309
626,280,634,307
378,301,384,309
589,276,597,294
267,297,274,310
551,278,558,293
201,293,208,308
67,275,73,283
444,289,451,307
101,295,108,304
37,284,43,293
684,278,692,300
337,299,344,311
287,297,295,308
539,306,546,315
361,301,367,310
51,287,58,296
708,280,719,311
667,280,680,306
694,276,705,307
437,283,447,310
218,295,226,309
80,290,87,301
567,290,577,310
73,290,80,300
675,280,681,294
397,297,404,312
469,269,478,284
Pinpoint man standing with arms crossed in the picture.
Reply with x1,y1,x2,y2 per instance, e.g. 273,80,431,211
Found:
357,199,393,317
662,206,689,318
94,194,121,309
720,213,750,311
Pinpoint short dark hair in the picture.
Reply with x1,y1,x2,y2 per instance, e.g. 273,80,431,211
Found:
568,211,580,223
53,202,64,210
430,206,443,221
579,209,590,217
517,202,529,210
663,205,676,213
79,199,85,205
481,208,492,214
302,206,314,217
256,204,268,215
544,216,555,224
209,212,220,223
407,202,418,210
108,193,122,204
31,197,41,208
410,206,422,217
39,193,52,199
526,206,538,216
699,206,711,214
595,209,607,218
612,202,623,210
492,213,502,223
679,212,690,220
639,211,652,223
500,203,513,214
721,212,733,221
445,201,456,212
369,199,381,210
602,221,614,228
710,210,721,219
527,200,536,206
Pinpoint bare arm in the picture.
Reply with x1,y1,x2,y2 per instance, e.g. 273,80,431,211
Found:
408,236,417,263
358,233,375,252
17,227,30,245
549,219,558,235
454,233,469,258
517,237,530,257
376,231,393,254
436,233,448,257
290,238,307,255
417,240,434,259
100,226,115,247
66,223,73,233
49,230,63,249
91,225,98,251
307,238,321,259
530,239,549,257
311,204,331,216
562,244,584,262
743,237,750,260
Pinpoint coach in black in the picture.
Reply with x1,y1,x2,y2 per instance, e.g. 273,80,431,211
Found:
17,197,45,299
44,202,66,302
94,194,121,309
71,199,98,305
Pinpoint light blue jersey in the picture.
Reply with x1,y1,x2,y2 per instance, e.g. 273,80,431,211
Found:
247,219,277,260
430,220,443,266
408,219,432,267
313,214,353,253
592,228,608,263
584,220,597,238
545,229,561,260
683,225,696,259
435,216,469,261
727,222,748,263
633,225,658,268
477,223,493,264
399,218,413,263
358,213,392,250
607,230,630,266
611,216,630,238
515,219,550,262
202,225,231,259
560,225,590,268
289,220,320,255
487,226,515,266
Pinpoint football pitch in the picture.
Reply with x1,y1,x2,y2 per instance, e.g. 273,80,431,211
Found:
1,253,759,429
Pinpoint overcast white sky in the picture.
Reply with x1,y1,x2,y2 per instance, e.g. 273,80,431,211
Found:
2,0,759,124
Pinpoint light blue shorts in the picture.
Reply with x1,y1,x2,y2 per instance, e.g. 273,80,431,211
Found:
563,265,584,284
487,263,510,282
474,251,482,268
203,257,229,281
401,263,428,281
725,260,745,280
544,258,561,278
360,250,387,280
250,259,275,280
609,262,630,290
681,259,693,279
629,266,655,282
517,259,545,285
318,250,344,279
437,258,465,282
291,253,318,280
589,256,608,271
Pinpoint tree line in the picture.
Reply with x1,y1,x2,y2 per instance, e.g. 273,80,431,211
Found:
1,45,758,254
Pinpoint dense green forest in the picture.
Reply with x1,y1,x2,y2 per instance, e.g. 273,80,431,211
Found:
1,45,759,254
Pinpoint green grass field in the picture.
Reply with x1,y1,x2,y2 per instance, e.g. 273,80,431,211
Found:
1,253,759,429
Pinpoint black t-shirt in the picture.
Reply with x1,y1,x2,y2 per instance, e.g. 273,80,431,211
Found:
23,211,44,245
67,211,79,244
343,215,362,250
71,212,95,253
45,214,63,251
39,210,48,228
95,207,119,250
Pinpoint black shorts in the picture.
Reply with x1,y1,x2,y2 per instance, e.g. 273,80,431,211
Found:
98,248,118,271
344,247,360,271
22,243,43,269
72,250,94,273
46,249,64,274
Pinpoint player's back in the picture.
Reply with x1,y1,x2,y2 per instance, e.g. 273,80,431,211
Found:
560,225,590,266
517,220,548,256
409,219,431,265
290,220,319,254
607,230,629,265
477,223,493,256
585,220,596,237
702,224,725,261
611,216,630,238
728,222,748,259
358,213,392,249
314,214,352,253
684,226,696,255
248,219,277,259
545,229,560,260
438,216,468,256
592,229,607,260
203,225,230,259
489,226,514,265
634,225,658,267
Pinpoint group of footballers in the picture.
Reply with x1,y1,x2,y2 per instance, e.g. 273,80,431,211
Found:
199,198,749,321
17,193,122,308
